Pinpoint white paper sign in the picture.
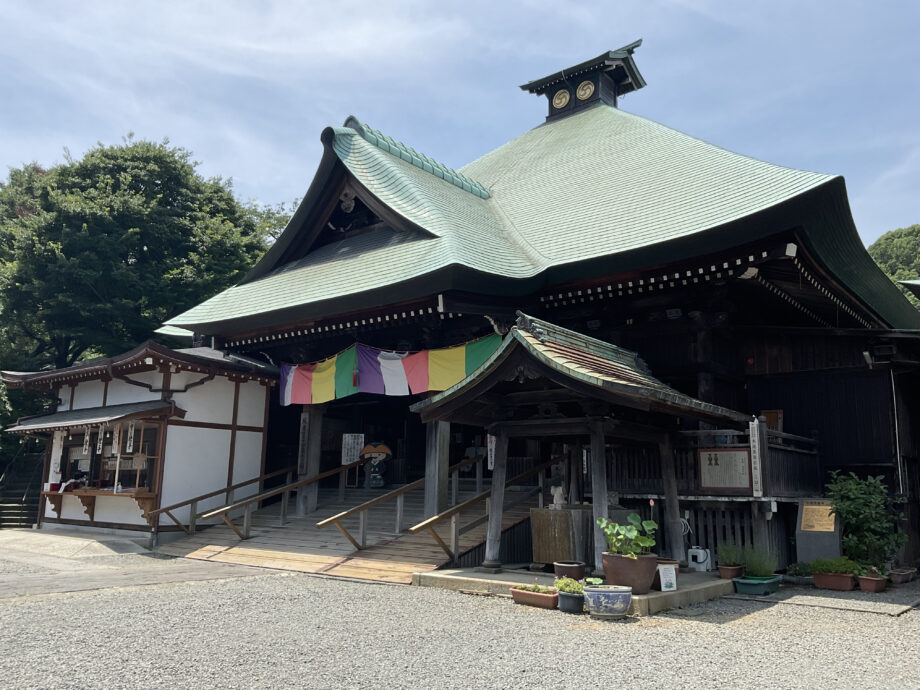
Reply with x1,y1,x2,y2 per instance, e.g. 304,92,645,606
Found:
96,425,105,454
748,420,764,497
111,423,121,456
125,420,136,454
49,431,64,483
487,434,496,470
82,428,91,455
341,433,365,466
699,448,751,492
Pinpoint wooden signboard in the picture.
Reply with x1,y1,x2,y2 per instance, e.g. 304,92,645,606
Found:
698,448,752,494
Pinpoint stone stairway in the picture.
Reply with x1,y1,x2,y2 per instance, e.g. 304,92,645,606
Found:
0,454,44,529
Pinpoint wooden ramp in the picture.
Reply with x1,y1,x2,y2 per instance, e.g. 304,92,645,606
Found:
156,487,537,584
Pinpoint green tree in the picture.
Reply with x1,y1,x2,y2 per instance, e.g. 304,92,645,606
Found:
0,139,268,370
243,199,295,244
867,224,920,307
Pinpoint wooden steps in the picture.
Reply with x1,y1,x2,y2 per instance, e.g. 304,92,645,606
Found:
157,487,538,584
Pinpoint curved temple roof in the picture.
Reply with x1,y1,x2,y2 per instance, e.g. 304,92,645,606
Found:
166,94,920,334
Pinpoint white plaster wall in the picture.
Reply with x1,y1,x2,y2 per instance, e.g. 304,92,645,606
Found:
106,374,162,405
46,494,146,526
172,375,236,425
237,381,268,428
160,425,232,524
232,431,264,500
71,381,106,410
57,388,70,412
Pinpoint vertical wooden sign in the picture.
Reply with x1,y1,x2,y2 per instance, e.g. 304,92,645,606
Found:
748,419,764,498
487,434,496,470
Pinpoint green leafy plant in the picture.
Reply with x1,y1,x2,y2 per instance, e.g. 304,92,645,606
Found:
717,541,744,567
743,546,778,577
584,577,604,586
596,513,658,559
553,577,584,595
811,557,858,575
855,564,888,579
511,583,556,594
825,472,906,565
785,562,812,577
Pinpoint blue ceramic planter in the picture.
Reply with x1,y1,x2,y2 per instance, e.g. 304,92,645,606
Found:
583,585,632,619
732,575,781,595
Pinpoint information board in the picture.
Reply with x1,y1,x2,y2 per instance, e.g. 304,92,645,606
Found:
800,500,836,532
341,433,365,466
698,448,752,493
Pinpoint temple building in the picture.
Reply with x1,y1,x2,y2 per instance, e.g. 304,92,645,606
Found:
8,42,920,571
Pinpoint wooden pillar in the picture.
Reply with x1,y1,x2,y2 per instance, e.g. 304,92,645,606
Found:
424,421,450,518
480,429,509,571
659,434,686,565
296,405,325,516
589,421,608,575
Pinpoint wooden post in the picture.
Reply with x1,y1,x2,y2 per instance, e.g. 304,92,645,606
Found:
479,429,508,571
279,471,292,527
395,493,405,532
424,421,450,518
188,500,197,534
537,469,545,509
304,406,325,514
450,513,460,562
243,503,252,539
475,458,483,493
590,421,609,576
451,468,458,507
659,434,686,565
359,511,367,549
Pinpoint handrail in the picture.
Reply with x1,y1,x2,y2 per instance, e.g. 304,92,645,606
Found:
316,455,483,528
148,464,297,517
198,460,366,539
407,457,555,562
315,455,485,550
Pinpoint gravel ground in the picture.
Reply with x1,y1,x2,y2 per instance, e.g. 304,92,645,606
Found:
1,567,918,690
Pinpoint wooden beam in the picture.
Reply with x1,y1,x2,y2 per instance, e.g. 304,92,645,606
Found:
480,430,509,571
589,420,608,575
424,421,450,517
659,434,685,565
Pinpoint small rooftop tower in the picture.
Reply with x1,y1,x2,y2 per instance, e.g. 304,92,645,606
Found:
520,40,646,122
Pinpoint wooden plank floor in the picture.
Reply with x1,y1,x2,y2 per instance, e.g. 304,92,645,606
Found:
156,487,539,584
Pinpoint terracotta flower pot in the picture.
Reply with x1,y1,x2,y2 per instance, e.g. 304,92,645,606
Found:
813,572,855,591
857,576,887,593
601,552,659,595
553,561,586,580
718,564,744,580
889,568,917,584
510,587,558,609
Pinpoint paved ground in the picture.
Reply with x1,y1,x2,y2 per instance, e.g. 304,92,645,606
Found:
1,530,919,689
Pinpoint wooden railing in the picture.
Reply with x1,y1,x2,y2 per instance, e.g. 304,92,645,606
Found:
197,460,366,540
613,427,820,497
315,455,485,550
148,464,296,535
407,458,556,563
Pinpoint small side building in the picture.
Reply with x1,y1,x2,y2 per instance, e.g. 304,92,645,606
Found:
3,341,276,538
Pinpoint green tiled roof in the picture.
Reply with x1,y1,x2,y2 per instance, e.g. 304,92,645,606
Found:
344,117,490,199
412,312,750,427
166,103,920,333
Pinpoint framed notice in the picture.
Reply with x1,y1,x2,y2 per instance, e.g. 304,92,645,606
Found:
801,500,836,532
698,448,752,494
341,433,365,466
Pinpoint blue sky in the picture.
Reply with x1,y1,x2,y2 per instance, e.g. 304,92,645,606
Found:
1,1,918,245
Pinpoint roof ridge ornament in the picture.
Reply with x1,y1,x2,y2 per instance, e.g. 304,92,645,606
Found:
520,41,647,122
342,116,491,199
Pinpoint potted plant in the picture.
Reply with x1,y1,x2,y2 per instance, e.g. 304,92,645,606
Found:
889,567,917,584
716,542,745,579
553,561,586,580
596,513,659,595
782,562,813,586
731,546,781,595
811,557,858,591
856,565,888,593
509,583,558,609
554,577,585,614
582,577,633,620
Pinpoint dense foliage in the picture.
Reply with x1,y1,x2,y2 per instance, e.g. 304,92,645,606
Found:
596,513,658,559
0,138,290,470
867,223,920,307
825,471,906,566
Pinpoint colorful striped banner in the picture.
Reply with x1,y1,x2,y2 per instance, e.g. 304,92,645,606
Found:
280,334,501,405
